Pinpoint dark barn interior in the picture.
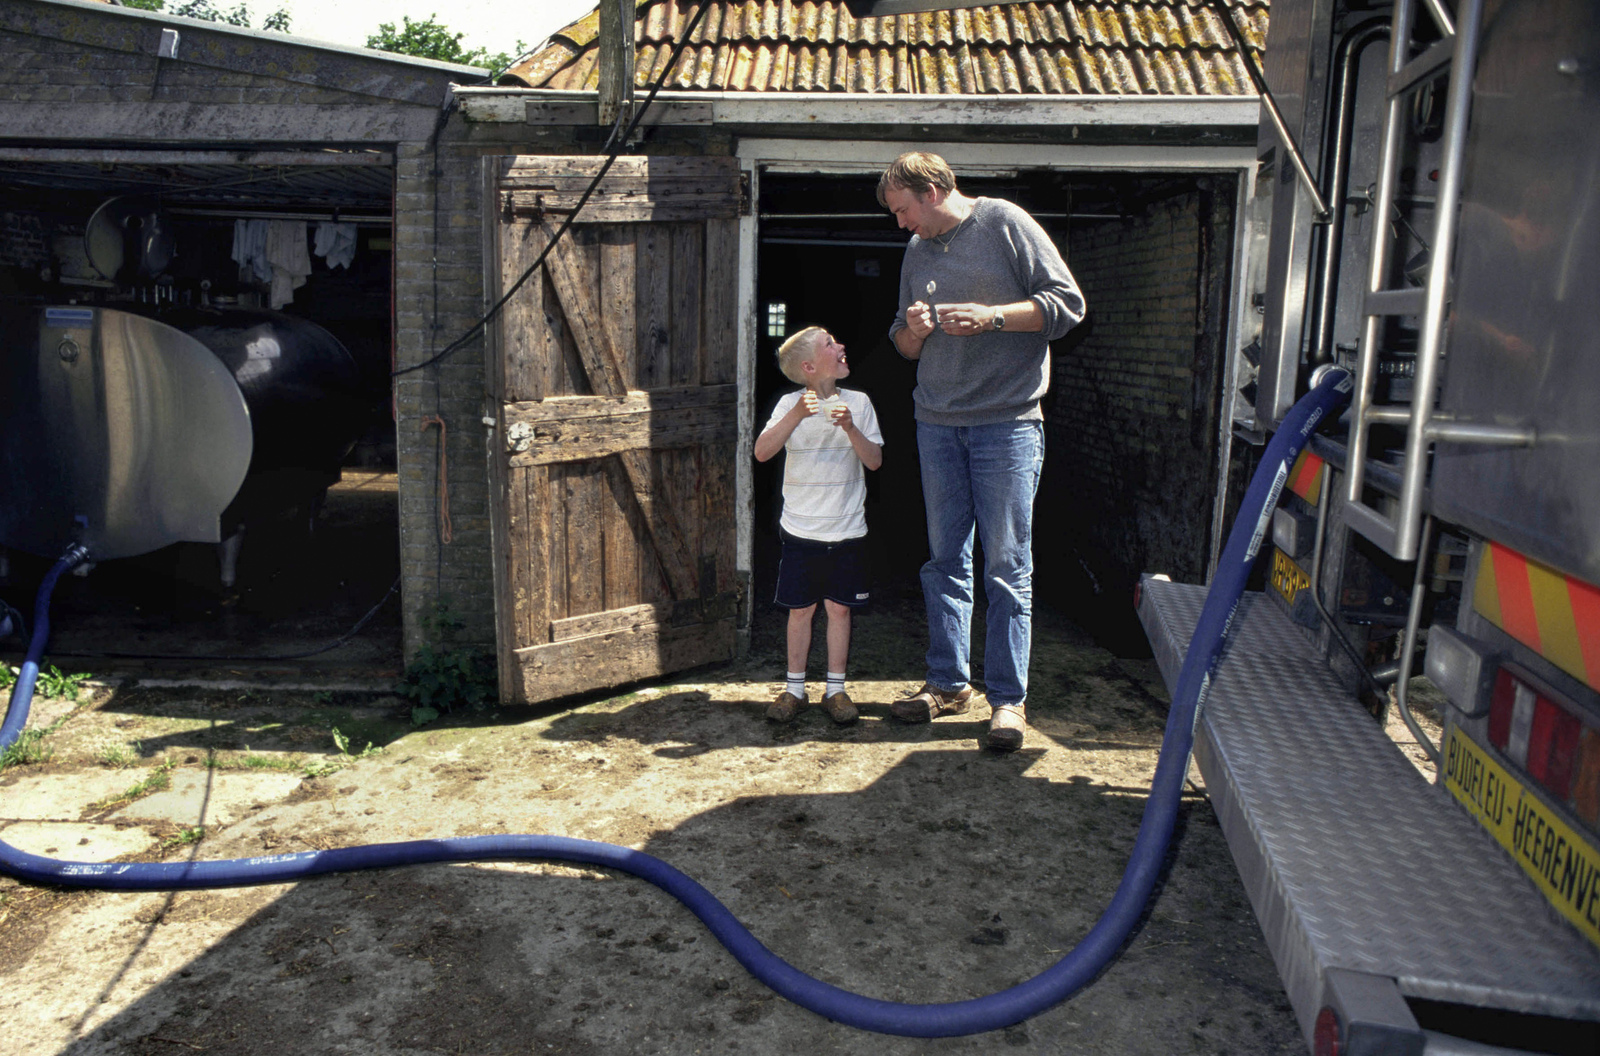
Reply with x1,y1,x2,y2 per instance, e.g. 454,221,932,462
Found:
0,155,402,675
754,168,1240,651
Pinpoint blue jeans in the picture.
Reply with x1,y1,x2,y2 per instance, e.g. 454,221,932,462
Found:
916,420,1043,707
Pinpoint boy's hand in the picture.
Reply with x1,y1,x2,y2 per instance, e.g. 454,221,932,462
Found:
797,389,820,418
829,402,853,430
906,300,936,339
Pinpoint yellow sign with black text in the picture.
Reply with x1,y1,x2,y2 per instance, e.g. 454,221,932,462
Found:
1443,726,1600,949
1271,548,1311,607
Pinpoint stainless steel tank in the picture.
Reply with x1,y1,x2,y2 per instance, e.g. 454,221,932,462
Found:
0,306,253,561
159,306,370,534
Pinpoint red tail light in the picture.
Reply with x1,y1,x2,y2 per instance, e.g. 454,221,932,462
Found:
1484,665,1600,832
1313,1006,1342,1056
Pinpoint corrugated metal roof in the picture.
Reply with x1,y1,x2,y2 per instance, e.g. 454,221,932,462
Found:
506,1,1267,95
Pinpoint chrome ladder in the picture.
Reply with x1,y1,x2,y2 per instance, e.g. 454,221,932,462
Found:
1341,0,1530,562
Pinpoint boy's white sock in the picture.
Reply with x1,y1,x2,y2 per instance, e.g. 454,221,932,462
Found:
826,671,846,697
786,672,806,699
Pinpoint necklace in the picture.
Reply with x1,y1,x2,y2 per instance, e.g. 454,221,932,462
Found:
928,216,968,253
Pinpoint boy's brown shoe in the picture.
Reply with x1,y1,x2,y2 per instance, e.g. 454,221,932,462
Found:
986,704,1027,751
822,691,858,725
890,682,974,723
767,691,804,723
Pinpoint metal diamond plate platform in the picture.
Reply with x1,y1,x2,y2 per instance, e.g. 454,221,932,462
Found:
1138,579,1600,1042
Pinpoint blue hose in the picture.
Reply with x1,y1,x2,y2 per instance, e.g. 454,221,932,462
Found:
0,368,1352,1037
0,543,87,750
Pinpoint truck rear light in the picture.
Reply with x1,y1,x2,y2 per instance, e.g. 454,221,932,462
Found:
1487,668,1524,756
1485,666,1600,831
1272,506,1314,561
1424,624,1495,716
1576,729,1600,827
1527,696,1581,795
1313,1006,1342,1056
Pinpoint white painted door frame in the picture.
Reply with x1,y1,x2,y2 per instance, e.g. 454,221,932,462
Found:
732,139,1257,624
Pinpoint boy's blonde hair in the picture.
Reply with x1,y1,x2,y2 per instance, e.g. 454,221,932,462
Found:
776,326,826,385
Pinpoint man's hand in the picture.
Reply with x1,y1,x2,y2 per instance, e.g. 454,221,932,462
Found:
905,300,936,340
935,302,995,336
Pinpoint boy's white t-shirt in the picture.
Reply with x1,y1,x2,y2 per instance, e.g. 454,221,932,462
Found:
764,387,883,542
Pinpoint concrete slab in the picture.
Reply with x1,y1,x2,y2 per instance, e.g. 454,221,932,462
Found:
23,691,85,731
112,769,303,827
1,820,155,861
0,770,147,819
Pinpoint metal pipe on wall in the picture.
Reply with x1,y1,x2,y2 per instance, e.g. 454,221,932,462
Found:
1308,20,1391,369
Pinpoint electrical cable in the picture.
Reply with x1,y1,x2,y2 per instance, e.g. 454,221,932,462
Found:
0,371,1355,1037
391,0,716,379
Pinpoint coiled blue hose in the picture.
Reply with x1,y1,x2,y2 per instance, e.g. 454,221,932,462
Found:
0,369,1352,1036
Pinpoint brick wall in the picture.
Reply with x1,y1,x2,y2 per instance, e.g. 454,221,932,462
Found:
0,208,48,269
1045,182,1233,599
0,30,147,102
392,137,496,656
0,30,360,105
0,10,500,662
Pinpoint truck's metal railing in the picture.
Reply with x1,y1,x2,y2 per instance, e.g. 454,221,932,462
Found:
1343,0,1534,561
1207,0,1331,224
1393,514,1441,764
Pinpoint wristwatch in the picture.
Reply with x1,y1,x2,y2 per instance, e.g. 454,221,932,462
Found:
992,310,1006,331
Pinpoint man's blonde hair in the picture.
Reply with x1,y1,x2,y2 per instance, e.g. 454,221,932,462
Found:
876,151,957,207
776,326,826,384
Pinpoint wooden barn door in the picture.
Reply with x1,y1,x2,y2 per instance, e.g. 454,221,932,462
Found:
484,155,742,704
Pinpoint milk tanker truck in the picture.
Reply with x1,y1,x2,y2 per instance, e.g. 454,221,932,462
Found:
1130,0,1600,1053
863,0,1598,1050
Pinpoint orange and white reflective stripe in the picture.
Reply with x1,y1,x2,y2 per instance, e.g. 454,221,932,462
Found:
1475,541,1600,694
1286,449,1325,505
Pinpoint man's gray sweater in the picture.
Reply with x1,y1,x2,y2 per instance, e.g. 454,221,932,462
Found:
889,196,1085,427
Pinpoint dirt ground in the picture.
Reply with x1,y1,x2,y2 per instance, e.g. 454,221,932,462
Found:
0,589,1446,1056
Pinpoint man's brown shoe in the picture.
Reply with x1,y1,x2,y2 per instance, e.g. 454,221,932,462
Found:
890,682,974,723
767,691,803,723
986,704,1027,751
822,691,858,725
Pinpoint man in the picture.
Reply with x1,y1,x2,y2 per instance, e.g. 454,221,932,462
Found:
880,151,1085,751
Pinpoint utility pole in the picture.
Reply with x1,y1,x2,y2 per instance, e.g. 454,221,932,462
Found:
597,0,635,128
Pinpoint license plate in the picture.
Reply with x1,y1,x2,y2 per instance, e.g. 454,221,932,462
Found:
1271,548,1310,606
1443,725,1600,948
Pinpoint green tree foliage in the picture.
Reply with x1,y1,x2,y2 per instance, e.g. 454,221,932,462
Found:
365,13,525,77
119,0,292,33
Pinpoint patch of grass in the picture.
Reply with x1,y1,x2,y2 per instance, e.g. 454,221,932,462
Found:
37,665,90,700
1,728,53,769
0,664,15,690
90,762,174,811
97,743,139,769
332,727,383,760
302,727,384,778
206,752,302,772
162,826,204,849
1,708,76,770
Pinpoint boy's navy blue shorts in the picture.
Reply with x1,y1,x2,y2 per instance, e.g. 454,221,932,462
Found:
774,530,871,609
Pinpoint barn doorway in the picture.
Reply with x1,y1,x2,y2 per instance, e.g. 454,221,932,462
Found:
753,167,1240,652
0,153,401,679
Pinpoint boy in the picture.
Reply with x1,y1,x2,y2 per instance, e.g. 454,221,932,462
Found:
754,327,884,724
